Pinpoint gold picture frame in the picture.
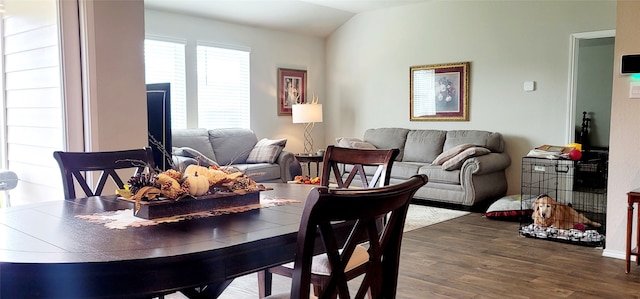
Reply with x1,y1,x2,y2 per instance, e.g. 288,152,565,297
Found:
410,61,470,121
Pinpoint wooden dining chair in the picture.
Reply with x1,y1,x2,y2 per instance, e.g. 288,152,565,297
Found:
265,174,428,299
320,145,400,189
259,146,401,298
53,147,155,199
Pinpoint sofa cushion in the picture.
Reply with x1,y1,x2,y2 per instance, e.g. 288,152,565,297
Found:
443,130,504,153
417,165,460,185
432,143,475,166
442,147,491,170
172,128,217,162
208,128,258,165
402,130,446,163
363,128,410,161
247,138,287,164
389,162,421,180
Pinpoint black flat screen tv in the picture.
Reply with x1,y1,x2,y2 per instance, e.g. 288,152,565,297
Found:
146,83,172,171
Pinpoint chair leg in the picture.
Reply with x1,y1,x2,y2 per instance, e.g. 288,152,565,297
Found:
314,283,338,299
257,270,272,298
314,280,372,299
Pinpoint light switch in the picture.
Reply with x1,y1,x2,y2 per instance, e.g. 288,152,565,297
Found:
630,81,640,99
523,81,535,92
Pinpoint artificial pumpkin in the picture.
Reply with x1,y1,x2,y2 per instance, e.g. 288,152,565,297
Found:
184,165,210,177
184,172,209,196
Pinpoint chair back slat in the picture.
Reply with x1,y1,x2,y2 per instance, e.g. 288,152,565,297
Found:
320,146,400,189
290,174,428,299
53,147,155,199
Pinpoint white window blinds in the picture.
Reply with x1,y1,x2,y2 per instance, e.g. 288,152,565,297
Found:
144,39,187,129
196,44,250,129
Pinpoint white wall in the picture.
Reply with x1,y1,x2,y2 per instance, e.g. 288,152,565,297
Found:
144,9,326,155
83,0,148,152
606,1,640,261
326,1,616,197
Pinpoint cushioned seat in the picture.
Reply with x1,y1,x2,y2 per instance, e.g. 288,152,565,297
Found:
418,165,460,185
389,162,421,179
280,244,369,275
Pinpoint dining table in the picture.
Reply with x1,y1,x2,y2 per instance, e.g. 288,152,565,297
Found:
0,183,345,298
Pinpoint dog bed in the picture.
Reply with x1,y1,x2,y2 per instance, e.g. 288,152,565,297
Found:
519,223,605,247
485,194,536,221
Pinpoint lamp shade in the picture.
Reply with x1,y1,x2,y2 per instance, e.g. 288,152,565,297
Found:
292,104,323,123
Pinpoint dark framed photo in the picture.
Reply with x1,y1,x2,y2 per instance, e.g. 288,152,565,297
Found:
410,62,470,121
278,68,307,116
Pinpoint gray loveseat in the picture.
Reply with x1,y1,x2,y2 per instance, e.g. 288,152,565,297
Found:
339,128,511,207
171,128,298,183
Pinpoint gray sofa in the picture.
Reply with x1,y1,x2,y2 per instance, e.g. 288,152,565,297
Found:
340,128,511,207
171,128,298,183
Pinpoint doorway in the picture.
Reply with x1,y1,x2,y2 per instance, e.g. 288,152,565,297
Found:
567,30,615,150
566,30,614,220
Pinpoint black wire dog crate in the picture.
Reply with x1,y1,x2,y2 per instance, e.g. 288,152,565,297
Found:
519,156,606,247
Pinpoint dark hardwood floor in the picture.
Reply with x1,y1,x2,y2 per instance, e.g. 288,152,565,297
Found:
396,213,639,299
172,213,640,298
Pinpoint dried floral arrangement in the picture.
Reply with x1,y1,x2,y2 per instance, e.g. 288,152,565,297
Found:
116,136,267,207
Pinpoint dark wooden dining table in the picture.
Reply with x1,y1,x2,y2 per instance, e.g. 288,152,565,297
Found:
0,183,329,298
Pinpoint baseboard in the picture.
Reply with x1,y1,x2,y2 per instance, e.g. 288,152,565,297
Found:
603,248,627,260
410,198,474,212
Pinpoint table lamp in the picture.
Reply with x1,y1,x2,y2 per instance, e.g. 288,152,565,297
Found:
292,102,323,155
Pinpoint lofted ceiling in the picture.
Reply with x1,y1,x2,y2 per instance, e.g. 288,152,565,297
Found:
144,0,430,38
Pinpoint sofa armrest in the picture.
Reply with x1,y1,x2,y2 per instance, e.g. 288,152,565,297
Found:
275,150,297,182
460,152,511,175
172,155,198,171
459,152,511,206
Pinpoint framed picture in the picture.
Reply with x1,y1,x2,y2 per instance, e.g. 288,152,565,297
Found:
410,61,470,121
278,68,307,116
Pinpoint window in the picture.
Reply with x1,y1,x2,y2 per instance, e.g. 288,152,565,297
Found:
144,40,250,130
196,44,250,129
144,38,187,129
1,0,68,205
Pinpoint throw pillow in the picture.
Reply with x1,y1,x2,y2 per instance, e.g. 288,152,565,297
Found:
349,141,377,149
172,147,185,156
432,143,475,165
179,147,219,167
247,138,287,164
335,137,377,149
441,147,491,170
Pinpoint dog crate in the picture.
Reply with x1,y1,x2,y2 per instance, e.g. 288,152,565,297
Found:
519,156,606,247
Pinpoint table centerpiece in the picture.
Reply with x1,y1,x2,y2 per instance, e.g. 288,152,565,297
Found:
117,162,270,219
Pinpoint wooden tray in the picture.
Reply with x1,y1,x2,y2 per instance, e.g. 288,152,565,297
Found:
121,190,265,220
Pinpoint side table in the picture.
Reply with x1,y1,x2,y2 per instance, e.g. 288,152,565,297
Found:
626,188,640,273
295,154,324,177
